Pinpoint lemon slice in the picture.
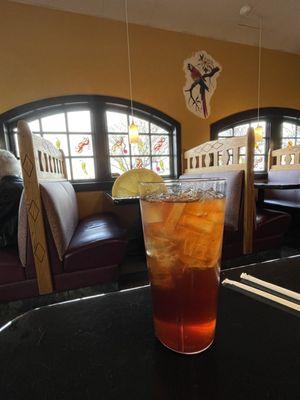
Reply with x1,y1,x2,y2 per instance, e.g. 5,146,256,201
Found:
112,168,163,198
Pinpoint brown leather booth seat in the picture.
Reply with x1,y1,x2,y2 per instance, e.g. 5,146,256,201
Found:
0,181,127,302
180,171,291,259
264,170,300,209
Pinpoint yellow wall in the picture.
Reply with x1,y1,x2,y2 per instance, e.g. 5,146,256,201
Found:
1,1,300,218
1,0,300,152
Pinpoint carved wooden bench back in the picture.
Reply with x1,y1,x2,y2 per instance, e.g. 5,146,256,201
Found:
268,145,300,170
17,120,68,295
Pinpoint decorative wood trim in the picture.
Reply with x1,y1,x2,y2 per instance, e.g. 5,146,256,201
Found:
268,144,300,170
183,128,255,255
17,120,54,294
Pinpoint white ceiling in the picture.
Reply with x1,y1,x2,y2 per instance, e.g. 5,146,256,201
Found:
11,0,300,55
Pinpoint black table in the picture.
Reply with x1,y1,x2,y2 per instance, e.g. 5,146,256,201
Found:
254,181,300,205
1,257,300,399
105,192,140,205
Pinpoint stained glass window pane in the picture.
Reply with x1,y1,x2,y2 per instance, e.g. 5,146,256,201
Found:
71,158,95,180
251,121,266,135
254,155,265,171
150,123,168,134
69,134,93,156
67,110,91,132
43,134,69,156
239,146,246,155
110,157,131,176
109,135,129,156
234,124,249,136
255,140,265,155
152,156,170,176
151,135,169,155
239,155,246,164
106,111,128,133
129,116,149,133
282,122,296,138
218,128,233,137
282,138,295,148
41,113,66,132
130,135,150,155
28,119,40,132
132,157,150,169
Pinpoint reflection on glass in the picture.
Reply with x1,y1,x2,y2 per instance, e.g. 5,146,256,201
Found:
110,157,131,175
43,134,69,156
28,119,40,132
130,135,150,155
106,111,128,133
41,113,66,132
151,135,169,155
109,135,129,155
150,123,168,134
152,156,170,175
71,158,95,180
67,110,91,132
70,134,93,156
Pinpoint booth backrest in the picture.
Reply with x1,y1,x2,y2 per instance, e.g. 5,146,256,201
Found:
182,128,255,254
268,144,300,171
40,181,79,260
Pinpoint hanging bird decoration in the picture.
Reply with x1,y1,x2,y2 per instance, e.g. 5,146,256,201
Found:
183,51,222,119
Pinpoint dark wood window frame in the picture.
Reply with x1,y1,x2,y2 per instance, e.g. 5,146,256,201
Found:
210,107,300,177
0,95,181,191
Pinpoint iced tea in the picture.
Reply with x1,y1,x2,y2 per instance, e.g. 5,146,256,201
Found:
140,180,226,354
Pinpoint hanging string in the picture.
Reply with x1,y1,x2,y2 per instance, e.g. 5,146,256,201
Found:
125,0,134,119
257,17,262,126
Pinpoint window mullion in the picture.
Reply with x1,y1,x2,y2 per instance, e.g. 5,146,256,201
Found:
94,101,110,181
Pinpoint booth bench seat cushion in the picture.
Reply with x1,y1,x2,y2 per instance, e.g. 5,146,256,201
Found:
63,213,127,273
255,208,291,239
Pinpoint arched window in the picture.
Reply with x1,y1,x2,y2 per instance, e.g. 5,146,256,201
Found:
0,95,181,189
211,107,300,174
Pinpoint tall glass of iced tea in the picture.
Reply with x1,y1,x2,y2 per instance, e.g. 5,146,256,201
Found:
139,179,226,354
